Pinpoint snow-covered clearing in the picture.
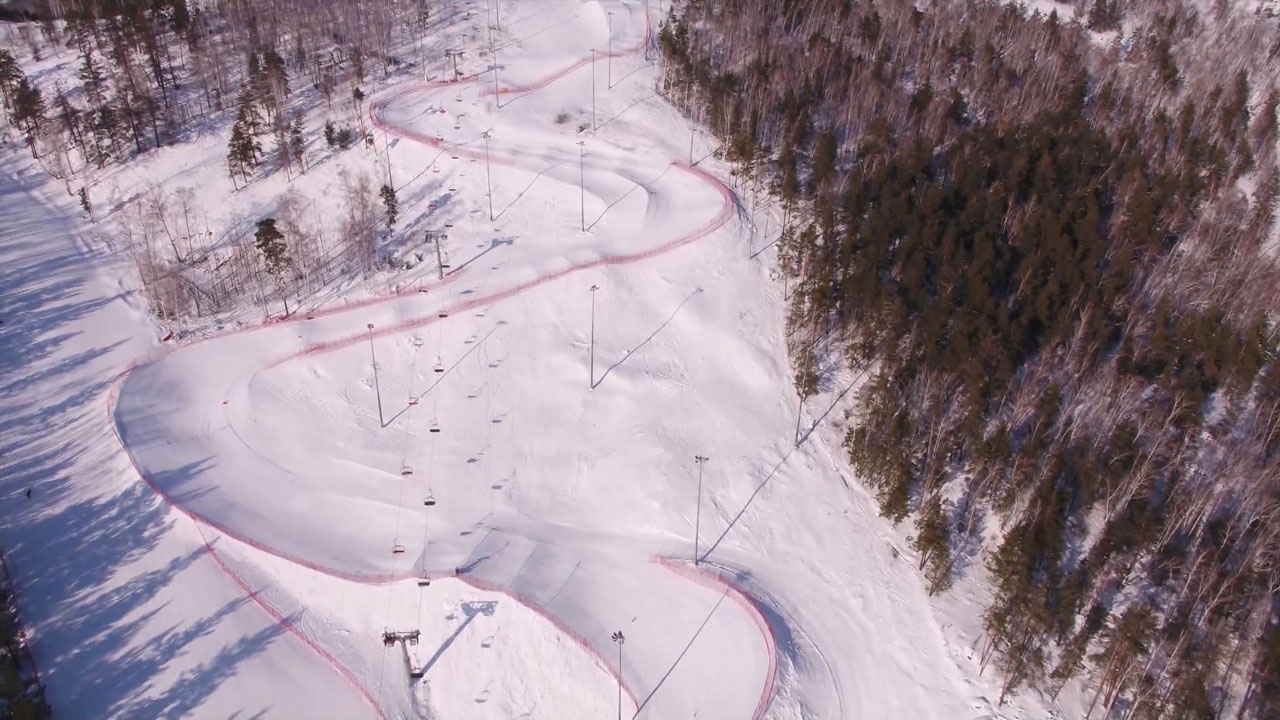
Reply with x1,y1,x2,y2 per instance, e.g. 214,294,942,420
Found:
2,0,1083,718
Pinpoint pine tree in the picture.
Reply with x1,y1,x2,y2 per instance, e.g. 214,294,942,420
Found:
235,87,263,137
914,495,952,594
226,86,264,185
811,127,838,194
379,183,398,230
91,105,121,167
289,117,306,173
13,75,46,158
0,49,20,121
255,218,291,316
54,88,83,150
263,48,289,100
77,187,93,220
227,118,260,186
78,47,106,106
255,218,289,275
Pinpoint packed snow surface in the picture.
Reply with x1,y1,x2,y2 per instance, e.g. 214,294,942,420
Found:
1,0,1082,718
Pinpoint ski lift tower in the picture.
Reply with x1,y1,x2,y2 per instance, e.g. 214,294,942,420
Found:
381,630,426,679
445,49,465,79
445,49,465,102
426,230,449,279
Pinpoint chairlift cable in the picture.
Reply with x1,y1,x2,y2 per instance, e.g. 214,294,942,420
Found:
381,336,421,687
416,322,445,620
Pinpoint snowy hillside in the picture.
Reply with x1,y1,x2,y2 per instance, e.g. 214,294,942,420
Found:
0,1,1089,718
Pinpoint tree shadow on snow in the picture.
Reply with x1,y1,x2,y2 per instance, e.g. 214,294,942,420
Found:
0,168,284,717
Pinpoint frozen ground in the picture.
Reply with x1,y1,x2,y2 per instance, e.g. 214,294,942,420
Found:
2,0,1084,718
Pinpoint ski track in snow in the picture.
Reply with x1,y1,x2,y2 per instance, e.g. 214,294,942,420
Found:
104,4,786,719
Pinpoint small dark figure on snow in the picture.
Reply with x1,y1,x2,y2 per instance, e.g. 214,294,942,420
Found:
25,488,32,498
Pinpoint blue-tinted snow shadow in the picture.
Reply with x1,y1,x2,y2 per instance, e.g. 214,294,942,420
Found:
0,168,276,717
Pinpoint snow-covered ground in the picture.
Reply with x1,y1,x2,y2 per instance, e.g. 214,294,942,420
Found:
2,1,1085,718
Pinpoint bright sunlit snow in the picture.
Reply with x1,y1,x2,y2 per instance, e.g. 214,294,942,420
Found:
1,1,1083,718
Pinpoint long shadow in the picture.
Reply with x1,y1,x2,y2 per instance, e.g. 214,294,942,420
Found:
383,322,506,428
587,165,672,232
494,162,564,220
420,601,498,676
608,62,653,93
748,230,781,260
630,591,727,716
395,146,452,194
592,288,702,389
698,449,795,564
0,167,290,716
447,237,514,275
598,91,656,130
115,615,287,718
795,373,862,446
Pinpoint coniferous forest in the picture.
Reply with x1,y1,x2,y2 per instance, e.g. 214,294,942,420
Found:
661,0,1280,717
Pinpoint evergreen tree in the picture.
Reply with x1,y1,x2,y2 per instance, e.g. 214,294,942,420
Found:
255,218,291,315
78,47,106,105
811,127,838,194
379,183,398,230
914,496,952,594
12,75,46,158
227,114,260,186
0,49,23,120
272,118,291,176
1087,0,1120,31
77,187,92,220
235,86,263,137
226,86,265,184
53,89,83,150
255,218,289,275
263,48,289,99
289,116,306,173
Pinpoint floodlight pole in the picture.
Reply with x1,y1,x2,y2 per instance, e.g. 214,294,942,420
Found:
382,126,394,186
644,0,651,61
482,130,494,220
607,12,613,88
610,630,626,720
367,323,384,427
694,455,709,564
578,140,586,232
489,20,499,106
589,284,600,389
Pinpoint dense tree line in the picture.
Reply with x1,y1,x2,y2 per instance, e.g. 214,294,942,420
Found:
661,0,1280,716
0,552,49,720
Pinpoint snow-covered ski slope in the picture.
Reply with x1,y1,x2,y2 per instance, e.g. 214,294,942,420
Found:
4,0,1078,718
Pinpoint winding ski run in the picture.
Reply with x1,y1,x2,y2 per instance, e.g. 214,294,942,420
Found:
106,11,781,720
